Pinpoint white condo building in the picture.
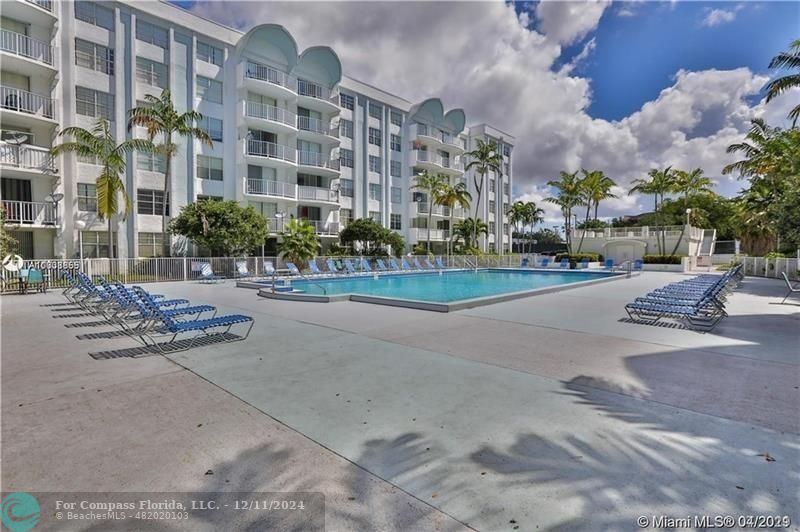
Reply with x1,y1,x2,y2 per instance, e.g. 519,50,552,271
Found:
0,0,514,259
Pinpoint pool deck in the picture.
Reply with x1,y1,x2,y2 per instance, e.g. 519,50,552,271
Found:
2,272,799,530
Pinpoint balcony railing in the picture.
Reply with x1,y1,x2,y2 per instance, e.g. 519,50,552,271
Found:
245,101,295,127
412,150,463,171
246,179,297,199
570,225,695,239
296,79,336,102
0,142,54,171
415,123,463,150
297,115,332,135
297,150,340,171
298,185,337,202
0,29,53,65
267,217,340,235
246,139,296,163
245,61,295,91
410,228,450,241
1,200,56,225
1,86,55,119
27,0,53,11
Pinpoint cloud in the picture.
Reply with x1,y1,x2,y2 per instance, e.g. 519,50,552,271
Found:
188,1,777,217
702,4,744,27
559,37,597,75
535,0,611,44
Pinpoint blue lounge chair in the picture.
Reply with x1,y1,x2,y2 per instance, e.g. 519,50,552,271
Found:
360,258,372,272
132,286,253,353
540,257,550,268
308,261,325,276
326,259,341,274
633,259,643,271
604,258,615,270
389,259,401,271
236,261,251,279
435,256,447,269
193,261,219,283
424,258,436,270
343,259,358,274
285,262,301,275
521,257,529,267
375,259,389,272
263,260,276,277
401,258,413,271
559,258,569,268
580,258,589,269
413,257,426,270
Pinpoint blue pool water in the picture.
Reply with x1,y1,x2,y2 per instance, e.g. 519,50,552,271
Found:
288,269,617,303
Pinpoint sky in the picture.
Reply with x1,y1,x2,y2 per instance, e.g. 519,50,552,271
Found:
178,0,799,224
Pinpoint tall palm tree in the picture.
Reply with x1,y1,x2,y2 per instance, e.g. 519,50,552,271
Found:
464,140,502,249
506,201,528,253
278,219,321,267
668,168,714,256
410,171,448,252
453,217,488,250
765,39,800,126
523,201,545,254
52,119,155,258
128,89,213,256
629,167,674,255
545,171,583,254
722,119,782,179
576,170,617,253
435,181,471,256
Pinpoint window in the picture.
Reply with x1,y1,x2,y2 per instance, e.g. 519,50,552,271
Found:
339,119,353,139
368,103,382,119
138,232,164,257
196,76,222,103
489,200,496,212
503,144,510,157
78,153,101,165
340,208,352,225
489,179,495,193
390,213,402,230
504,223,509,234
81,231,116,258
196,41,223,66
390,134,401,152
368,155,381,174
136,20,168,48
340,179,353,197
197,155,223,181
75,87,114,120
489,221,496,233
390,160,401,178
75,38,114,75
369,211,381,222
75,1,114,31
369,183,382,201
504,163,509,175
77,183,97,212
368,127,381,146
137,189,169,216
503,183,510,196
391,186,402,204
390,111,402,127
340,93,354,110
339,148,353,168
136,57,168,88
199,116,223,142
137,151,166,173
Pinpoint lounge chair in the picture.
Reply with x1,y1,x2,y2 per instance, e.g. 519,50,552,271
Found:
781,272,800,304
236,261,251,279
580,258,589,269
360,258,372,272
263,260,276,277
540,257,550,268
413,257,426,270
633,259,643,271
559,258,569,268
389,259,401,271
375,259,389,272
424,258,436,270
521,257,530,267
285,262,301,276
308,261,328,277
326,259,341,274
193,261,219,283
343,259,358,274
132,286,253,353
435,256,448,269
401,258,414,271
604,258,615,270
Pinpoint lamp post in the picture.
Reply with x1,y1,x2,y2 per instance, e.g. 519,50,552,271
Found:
74,220,86,263
685,208,692,227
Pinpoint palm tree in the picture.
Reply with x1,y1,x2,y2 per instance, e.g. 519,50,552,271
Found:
410,171,448,252
453,217,488,250
464,140,502,249
435,181,471,256
278,219,321,267
128,89,213,256
506,201,528,253
575,170,617,253
629,167,674,255
765,39,800,126
545,171,584,254
668,168,714,256
523,201,545,254
52,119,155,258
722,119,782,179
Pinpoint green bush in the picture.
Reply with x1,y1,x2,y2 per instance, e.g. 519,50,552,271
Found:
554,253,602,262
764,251,787,259
642,255,683,264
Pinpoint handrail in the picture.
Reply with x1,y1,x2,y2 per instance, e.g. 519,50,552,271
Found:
271,266,326,295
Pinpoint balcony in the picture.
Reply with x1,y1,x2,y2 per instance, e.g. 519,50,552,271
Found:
0,142,54,173
411,150,463,175
296,79,339,113
1,199,56,226
245,139,296,167
298,185,337,203
1,1,56,27
0,29,54,72
244,101,296,134
297,150,340,176
413,124,464,153
296,115,339,142
1,86,55,121
245,179,297,199
415,202,466,218
244,61,296,99
410,227,450,241
267,217,340,236
27,0,53,11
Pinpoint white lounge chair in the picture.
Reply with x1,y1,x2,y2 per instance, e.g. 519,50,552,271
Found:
781,272,800,304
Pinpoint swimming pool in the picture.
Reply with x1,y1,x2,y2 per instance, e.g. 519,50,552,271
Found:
267,268,624,311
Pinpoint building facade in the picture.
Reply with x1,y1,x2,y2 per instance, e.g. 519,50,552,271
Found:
0,0,514,259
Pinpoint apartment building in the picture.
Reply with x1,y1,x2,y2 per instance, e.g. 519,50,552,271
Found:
0,0,514,259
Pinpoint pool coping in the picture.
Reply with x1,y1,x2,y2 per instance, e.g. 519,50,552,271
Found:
252,268,632,312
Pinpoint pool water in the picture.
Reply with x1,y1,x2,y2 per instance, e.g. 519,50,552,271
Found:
289,269,616,303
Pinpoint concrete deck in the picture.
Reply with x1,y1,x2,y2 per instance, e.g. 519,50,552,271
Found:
2,272,798,530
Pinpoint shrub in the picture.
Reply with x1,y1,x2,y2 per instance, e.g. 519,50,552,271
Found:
555,253,601,263
642,255,683,264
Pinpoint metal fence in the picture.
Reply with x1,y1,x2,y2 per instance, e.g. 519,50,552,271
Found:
741,256,799,281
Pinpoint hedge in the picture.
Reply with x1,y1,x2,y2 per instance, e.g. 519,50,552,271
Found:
554,253,603,262
642,255,683,264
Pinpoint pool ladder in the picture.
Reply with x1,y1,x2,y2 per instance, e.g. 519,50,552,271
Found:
271,267,327,295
